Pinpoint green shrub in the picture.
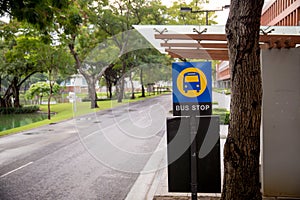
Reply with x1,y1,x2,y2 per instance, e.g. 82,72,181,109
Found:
0,106,40,114
213,108,230,125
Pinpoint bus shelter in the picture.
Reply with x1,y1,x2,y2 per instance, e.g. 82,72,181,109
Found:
134,25,300,199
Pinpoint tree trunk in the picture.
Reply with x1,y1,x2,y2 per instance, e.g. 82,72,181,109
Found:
86,77,98,109
117,76,125,103
129,69,135,99
11,77,21,108
1,83,13,108
48,83,52,120
108,83,113,99
140,68,145,97
106,79,113,99
47,73,54,120
117,60,126,103
221,1,264,200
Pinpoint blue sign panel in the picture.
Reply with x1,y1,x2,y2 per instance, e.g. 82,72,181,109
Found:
172,62,212,116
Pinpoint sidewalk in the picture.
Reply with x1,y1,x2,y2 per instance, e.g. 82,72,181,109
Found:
125,124,228,200
151,126,228,200
125,92,230,200
151,92,230,200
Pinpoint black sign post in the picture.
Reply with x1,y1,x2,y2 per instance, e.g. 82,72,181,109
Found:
168,62,220,199
190,115,198,200
167,116,221,193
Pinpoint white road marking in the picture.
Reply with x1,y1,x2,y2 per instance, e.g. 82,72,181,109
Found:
0,162,33,178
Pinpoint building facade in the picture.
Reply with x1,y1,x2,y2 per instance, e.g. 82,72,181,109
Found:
216,61,230,89
215,0,300,89
261,0,300,26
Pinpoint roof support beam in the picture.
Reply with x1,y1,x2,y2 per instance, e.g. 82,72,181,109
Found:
165,49,229,60
155,34,300,44
161,43,228,49
155,33,300,60
155,34,227,41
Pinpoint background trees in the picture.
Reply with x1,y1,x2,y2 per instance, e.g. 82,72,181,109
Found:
25,82,60,105
93,0,168,103
1,0,172,110
33,44,74,119
0,35,43,108
1,0,220,109
0,0,69,29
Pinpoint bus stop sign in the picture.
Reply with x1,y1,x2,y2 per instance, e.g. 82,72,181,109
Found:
172,62,212,116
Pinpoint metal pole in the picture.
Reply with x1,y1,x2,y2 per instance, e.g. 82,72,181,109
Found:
205,11,209,25
190,116,198,200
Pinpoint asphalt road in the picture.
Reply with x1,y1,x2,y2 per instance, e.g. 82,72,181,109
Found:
0,94,172,200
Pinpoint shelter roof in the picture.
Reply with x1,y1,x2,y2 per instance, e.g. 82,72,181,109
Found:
133,25,300,60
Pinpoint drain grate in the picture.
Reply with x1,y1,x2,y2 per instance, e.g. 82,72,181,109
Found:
24,129,54,135
24,132,43,135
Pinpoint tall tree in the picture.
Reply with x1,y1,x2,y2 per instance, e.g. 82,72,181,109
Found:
0,36,43,108
95,0,168,103
55,0,119,109
221,0,264,199
35,44,75,119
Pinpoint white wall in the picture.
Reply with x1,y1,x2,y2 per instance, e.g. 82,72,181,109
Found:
261,48,300,198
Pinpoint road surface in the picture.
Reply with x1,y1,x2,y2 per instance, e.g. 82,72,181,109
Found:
0,94,172,200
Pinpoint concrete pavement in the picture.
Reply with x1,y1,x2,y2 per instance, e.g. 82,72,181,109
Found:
125,124,228,200
126,92,230,200
0,94,172,200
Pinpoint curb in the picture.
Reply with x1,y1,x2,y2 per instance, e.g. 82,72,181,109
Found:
125,135,166,200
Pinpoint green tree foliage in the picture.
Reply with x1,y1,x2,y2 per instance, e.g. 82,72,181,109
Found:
54,0,113,109
0,0,69,29
33,44,75,119
93,0,170,102
142,0,168,25
25,81,60,104
0,20,74,109
134,49,172,97
0,36,43,108
52,0,169,107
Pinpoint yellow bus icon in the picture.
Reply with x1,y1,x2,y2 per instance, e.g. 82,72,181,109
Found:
183,72,201,93
177,68,207,98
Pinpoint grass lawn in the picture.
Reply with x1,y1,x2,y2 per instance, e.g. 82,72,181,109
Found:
0,94,166,137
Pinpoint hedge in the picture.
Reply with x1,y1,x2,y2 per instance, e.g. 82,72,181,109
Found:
212,108,230,125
